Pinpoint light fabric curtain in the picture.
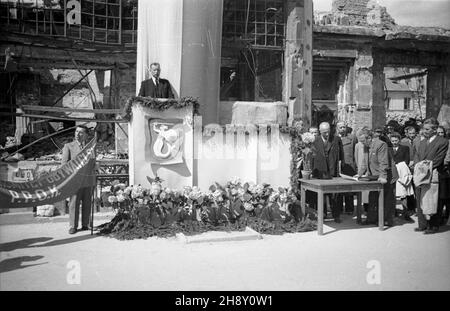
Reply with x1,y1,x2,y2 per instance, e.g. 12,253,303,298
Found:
14,114,30,145
136,0,183,96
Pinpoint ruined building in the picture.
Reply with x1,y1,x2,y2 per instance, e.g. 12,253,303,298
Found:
1,0,449,151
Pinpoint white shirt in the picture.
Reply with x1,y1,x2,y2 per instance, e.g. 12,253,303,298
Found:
428,135,437,143
75,140,85,150
152,76,159,86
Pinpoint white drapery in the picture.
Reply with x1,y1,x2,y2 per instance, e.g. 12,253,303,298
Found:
136,0,183,96
136,0,223,123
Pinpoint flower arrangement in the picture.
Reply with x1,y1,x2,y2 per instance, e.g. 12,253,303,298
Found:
121,96,200,121
100,177,316,239
297,132,315,175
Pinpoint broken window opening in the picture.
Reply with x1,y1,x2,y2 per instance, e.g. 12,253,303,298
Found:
0,0,138,45
220,0,285,102
384,66,427,121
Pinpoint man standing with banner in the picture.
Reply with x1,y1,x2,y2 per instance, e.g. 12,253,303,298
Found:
0,128,96,218
62,125,96,234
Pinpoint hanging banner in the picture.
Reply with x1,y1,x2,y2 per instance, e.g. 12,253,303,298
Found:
148,118,184,165
0,138,96,208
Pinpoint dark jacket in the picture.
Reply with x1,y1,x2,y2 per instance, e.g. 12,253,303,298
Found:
400,137,414,162
138,78,174,98
414,135,449,174
339,133,357,175
390,144,410,165
311,135,343,179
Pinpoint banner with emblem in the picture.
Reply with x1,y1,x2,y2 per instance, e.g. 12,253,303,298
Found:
0,137,96,208
148,118,185,165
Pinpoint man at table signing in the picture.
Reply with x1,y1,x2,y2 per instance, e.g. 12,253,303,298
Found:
356,128,396,227
311,122,344,223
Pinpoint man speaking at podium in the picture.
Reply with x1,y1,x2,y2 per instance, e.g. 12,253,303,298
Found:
138,62,174,99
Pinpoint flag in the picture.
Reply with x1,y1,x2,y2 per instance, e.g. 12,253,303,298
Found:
0,137,96,208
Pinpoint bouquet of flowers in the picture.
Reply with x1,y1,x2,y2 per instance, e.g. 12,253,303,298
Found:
99,176,316,240
299,132,315,173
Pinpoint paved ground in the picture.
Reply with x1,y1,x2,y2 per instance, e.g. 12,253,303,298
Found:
1,214,449,291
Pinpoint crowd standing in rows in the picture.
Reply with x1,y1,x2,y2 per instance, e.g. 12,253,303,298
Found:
299,118,450,234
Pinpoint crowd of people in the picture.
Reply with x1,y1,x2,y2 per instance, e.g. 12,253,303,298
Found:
299,117,450,234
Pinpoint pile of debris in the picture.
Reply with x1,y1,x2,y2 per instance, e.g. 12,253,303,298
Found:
1,130,126,162
314,0,396,29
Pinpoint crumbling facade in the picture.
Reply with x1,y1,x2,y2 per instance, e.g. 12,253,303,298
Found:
1,0,450,149
313,0,450,130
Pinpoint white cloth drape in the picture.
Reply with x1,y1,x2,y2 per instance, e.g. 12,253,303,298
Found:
136,0,183,96
14,114,29,145
395,161,414,198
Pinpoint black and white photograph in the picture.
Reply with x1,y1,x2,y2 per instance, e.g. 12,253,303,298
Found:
0,0,449,298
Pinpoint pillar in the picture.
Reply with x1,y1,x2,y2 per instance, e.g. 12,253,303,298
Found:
371,53,386,128
437,66,450,123
353,45,386,130
180,0,223,124
284,0,313,127
426,68,443,119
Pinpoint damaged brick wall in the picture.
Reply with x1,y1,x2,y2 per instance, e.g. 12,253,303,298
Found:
329,0,396,28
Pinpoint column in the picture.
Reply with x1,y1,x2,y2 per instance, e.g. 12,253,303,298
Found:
353,46,374,130
371,54,385,128
284,0,313,127
426,68,443,119
438,66,450,123
180,0,223,124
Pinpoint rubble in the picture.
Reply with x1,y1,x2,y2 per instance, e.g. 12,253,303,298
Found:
315,0,396,29
0,121,128,163
36,205,55,217
314,0,450,44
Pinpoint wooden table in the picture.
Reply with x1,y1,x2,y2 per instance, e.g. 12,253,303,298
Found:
300,177,384,235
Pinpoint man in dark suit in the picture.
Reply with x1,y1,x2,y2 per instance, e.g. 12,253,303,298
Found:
390,132,410,165
400,126,416,168
311,122,344,223
414,118,449,234
336,121,357,214
356,128,396,226
138,63,174,98
62,125,95,234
